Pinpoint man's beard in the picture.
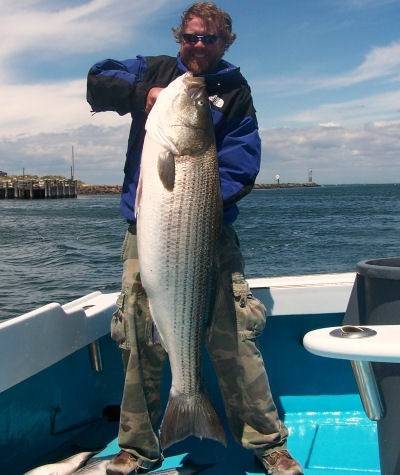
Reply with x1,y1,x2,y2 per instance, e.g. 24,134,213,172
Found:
181,52,220,74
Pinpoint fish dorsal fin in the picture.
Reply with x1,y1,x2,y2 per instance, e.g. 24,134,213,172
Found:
158,150,175,191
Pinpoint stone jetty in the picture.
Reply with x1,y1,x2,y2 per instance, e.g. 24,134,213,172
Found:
253,182,320,189
78,184,122,195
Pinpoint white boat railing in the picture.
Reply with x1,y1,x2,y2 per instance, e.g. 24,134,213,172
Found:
0,272,356,394
0,291,119,394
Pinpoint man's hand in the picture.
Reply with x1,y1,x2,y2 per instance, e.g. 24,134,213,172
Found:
145,87,164,114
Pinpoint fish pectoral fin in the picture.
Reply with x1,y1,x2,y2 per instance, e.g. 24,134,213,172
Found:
157,151,175,191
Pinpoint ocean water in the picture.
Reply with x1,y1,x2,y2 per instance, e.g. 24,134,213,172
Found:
1,184,399,320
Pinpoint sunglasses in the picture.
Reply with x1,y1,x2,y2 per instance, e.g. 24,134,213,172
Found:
181,33,220,45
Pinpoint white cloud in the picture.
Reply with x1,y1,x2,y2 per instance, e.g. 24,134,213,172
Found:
0,0,184,137
0,0,179,80
0,124,130,184
285,89,400,125
256,41,400,95
323,41,400,88
1,121,399,185
0,0,185,182
0,79,131,138
258,122,400,184
339,0,398,9
319,122,341,128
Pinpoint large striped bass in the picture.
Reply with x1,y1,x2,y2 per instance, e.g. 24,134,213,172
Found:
136,73,226,449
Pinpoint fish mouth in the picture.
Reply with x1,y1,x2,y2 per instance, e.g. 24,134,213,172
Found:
183,74,206,87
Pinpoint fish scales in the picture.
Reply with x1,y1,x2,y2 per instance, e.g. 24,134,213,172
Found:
136,73,225,449
153,158,216,391
169,158,215,391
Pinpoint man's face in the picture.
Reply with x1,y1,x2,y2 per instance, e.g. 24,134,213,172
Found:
179,16,225,74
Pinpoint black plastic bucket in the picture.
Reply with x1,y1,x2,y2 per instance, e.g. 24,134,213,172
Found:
344,257,400,475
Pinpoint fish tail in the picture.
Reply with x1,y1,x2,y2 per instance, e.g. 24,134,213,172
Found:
159,391,226,449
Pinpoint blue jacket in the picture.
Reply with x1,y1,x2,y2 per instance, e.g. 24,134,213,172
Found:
87,55,261,223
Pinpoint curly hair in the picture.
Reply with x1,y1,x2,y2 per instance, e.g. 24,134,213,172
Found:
172,2,237,51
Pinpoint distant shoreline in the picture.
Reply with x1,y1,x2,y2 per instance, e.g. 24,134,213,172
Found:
3,176,396,197
253,182,320,190
77,182,321,194
74,182,400,194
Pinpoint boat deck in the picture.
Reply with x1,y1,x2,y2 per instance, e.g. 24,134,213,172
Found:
0,277,383,474
89,394,379,474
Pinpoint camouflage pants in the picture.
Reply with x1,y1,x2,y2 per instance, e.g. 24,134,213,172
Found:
111,223,288,468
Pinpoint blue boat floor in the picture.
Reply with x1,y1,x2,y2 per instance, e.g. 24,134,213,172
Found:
93,410,380,474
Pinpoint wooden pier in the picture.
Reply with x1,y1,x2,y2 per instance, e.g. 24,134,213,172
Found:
0,179,77,199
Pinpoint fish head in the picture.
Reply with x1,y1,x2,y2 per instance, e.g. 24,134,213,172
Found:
145,73,214,156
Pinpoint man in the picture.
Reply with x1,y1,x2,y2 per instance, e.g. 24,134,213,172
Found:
87,3,303,474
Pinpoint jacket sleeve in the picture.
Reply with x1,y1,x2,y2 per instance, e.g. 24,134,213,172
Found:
86,56,148,115
216,89,261,206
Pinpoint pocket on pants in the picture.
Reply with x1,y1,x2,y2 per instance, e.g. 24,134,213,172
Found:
111,290,131,350
232,273,267,341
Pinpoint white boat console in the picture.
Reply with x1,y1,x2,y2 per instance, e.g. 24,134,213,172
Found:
303,323,400,422
303,324,400,363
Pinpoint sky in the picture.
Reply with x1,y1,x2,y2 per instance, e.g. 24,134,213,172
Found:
0,0,399,185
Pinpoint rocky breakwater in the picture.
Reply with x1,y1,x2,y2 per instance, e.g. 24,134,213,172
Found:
254,182,320,189
78,182,321,194
78,184,122,195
